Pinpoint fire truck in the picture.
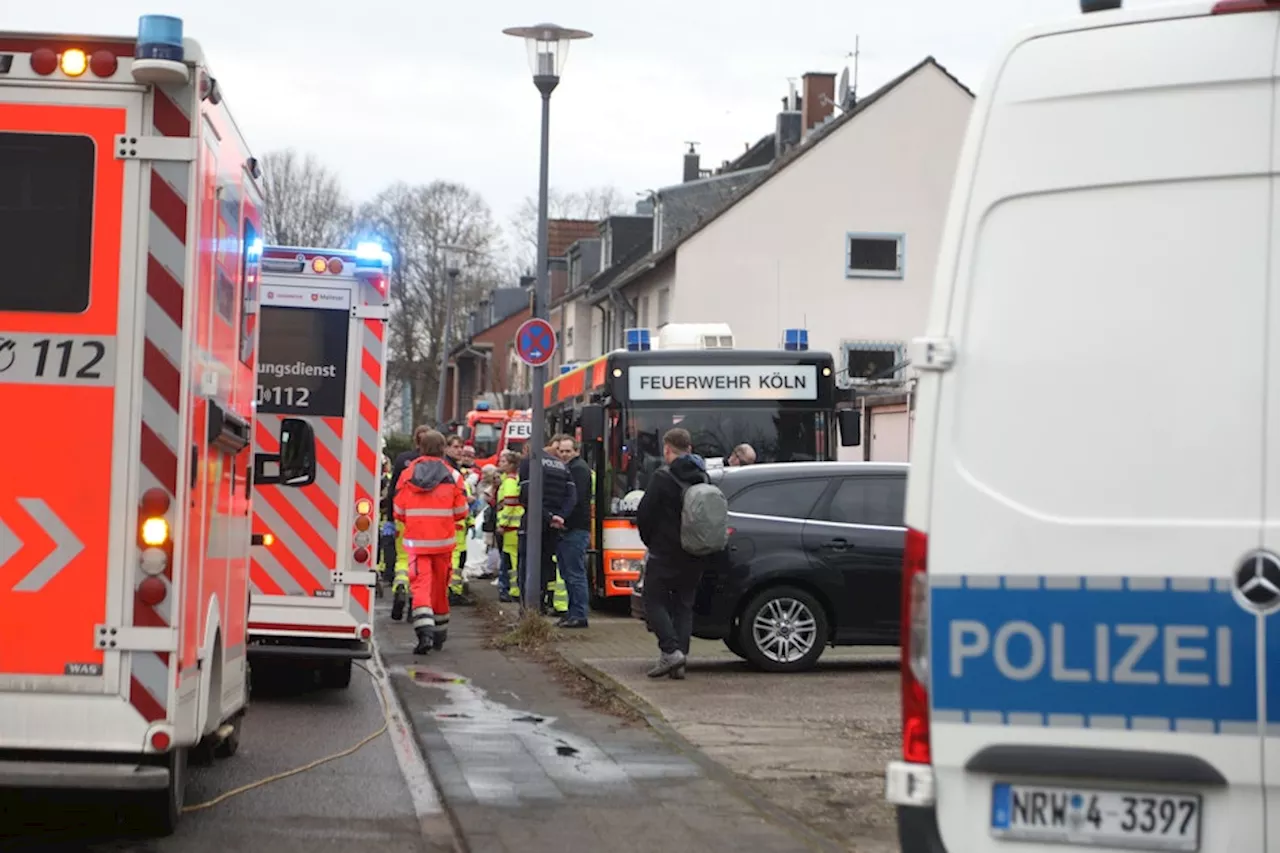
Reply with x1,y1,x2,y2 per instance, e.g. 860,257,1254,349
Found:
247,243,391,688
0,16,317,833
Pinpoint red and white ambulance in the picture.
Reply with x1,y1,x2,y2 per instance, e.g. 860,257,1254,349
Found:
247,244,391,688
0,15,318,833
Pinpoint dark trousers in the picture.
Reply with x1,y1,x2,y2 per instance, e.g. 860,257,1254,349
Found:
643,558,703,656
517,528,559,608
379,534,397,583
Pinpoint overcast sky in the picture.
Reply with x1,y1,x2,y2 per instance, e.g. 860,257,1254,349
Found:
14,1,1169,230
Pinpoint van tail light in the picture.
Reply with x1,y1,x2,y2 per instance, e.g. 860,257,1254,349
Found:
901,527,931,764
1212,0,1280,12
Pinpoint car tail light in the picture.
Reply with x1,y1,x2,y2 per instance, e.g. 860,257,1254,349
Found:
1213,0,1280,10
901,527,931,764
328,257,344,274
150,730,171,751
359,625,372,640
353,498,374,562
353,547,370,563
138,576,167,606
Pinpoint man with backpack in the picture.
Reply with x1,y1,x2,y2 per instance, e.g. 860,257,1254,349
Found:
635,427,729,680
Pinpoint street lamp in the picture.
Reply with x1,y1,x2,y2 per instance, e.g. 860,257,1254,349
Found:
503,22,592,612
434,245,465,427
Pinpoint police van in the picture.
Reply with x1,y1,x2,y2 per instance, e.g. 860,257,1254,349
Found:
886,2,1280,852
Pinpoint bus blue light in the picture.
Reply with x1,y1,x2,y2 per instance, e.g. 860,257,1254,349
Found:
136,15,184,62
783,328,809,352
625,328,651,352
475,401,491,411
356,242,384,260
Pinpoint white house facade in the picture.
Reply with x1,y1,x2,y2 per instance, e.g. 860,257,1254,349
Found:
614,58,974,461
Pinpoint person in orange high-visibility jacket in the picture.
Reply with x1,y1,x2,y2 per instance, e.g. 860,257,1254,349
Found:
393,429,469,655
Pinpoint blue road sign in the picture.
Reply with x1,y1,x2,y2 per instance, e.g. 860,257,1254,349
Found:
515,318,556,367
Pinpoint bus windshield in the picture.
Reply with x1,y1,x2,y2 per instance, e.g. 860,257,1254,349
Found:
611,405,829,505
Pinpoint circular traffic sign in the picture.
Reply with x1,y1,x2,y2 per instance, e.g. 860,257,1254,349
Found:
515,318,557,367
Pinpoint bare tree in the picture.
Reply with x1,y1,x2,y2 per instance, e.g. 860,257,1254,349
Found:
260,149,356,247
507,185,632,272
360,181,505,430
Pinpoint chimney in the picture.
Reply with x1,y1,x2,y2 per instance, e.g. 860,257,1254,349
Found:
802,72,836,134
682,142,701,183
775,80,802,159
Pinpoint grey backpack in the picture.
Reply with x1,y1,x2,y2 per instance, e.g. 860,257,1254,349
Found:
679,479,729,556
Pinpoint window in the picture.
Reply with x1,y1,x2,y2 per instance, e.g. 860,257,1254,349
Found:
825,476,906,527
239,219,259,365
0,132,95,313
842,342,905,382
566,326,575,347
657,287,670,326
730,478,828,520
845,232,905,279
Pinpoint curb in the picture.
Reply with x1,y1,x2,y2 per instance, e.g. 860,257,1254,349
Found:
374,626,471,853
555,647,848,853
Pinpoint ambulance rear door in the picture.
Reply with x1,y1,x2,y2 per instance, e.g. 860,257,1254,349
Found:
250,279,357,619
0,76,145,697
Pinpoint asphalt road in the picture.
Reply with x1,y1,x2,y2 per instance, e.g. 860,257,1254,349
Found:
0,658,439,853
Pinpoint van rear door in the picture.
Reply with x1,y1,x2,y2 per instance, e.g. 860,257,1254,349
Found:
250,281,354,609
925,11,1272,853
0,86,143,694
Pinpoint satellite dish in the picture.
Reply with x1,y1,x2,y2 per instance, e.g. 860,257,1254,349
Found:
837,67,851,108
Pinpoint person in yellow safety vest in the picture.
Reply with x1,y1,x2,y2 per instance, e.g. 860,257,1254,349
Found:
495,450,523,602
444,435,473,605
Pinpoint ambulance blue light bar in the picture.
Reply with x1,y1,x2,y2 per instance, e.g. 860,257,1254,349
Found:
136,15,184,62
783,328,809,351
476,401,491,411
355,241,393,267
625,328,651,352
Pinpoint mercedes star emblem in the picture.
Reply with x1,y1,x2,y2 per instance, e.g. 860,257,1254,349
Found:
1234,550,1280,612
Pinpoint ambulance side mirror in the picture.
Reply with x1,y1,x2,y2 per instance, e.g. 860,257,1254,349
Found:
254,417,318,487
580,405,605,444
838,408,861,447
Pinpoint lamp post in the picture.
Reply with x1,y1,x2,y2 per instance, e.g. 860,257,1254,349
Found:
503,22,592,611
434,246,465,428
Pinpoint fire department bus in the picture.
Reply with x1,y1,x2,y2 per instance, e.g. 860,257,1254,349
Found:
543,328,858,601
0,16,317,832
247,243,391,688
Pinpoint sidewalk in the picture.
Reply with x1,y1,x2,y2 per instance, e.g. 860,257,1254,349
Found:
377,597,842,853
489,592,902,853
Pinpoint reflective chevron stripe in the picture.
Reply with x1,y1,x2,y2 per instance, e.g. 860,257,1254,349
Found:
348,316,386,626
2,499,85,593
131,82,193,724
250,415,343,596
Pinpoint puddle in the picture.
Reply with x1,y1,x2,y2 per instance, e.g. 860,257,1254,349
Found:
409,669,469,685
392,663,700,806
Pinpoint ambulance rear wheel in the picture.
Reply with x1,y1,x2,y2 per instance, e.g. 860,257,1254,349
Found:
129,747,186,837
320,660,352,689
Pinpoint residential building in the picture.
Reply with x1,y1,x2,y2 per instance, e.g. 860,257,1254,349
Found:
589,57,975,461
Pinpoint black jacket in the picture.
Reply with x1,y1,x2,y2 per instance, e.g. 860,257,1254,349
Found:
518,450,577,530
563,456,592,531
636,454,712,565
386,449,419,516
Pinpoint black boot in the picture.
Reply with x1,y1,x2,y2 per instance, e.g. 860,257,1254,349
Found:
413,627,432,655
432,631,447,651
391,589,406,621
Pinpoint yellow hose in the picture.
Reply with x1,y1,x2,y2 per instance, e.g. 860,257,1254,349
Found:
182,661,390,813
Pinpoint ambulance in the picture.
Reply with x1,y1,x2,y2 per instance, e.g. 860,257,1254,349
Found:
887,2,1280,852
0,15,317,833
247,243,391,689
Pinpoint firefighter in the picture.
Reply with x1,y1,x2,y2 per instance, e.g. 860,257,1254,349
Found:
495,450,523,602
444,435,473,605
392,429,469,655
388,427,430,621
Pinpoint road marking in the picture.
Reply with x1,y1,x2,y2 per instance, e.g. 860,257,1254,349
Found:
6,498,85,592
368,636,445,819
